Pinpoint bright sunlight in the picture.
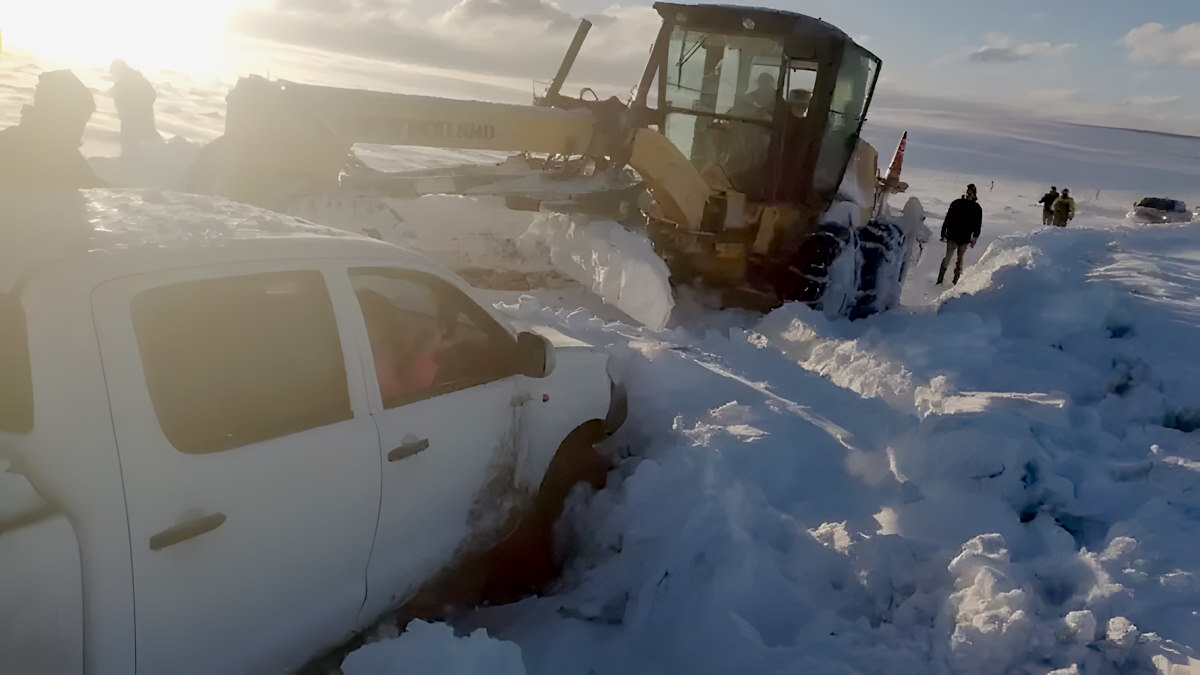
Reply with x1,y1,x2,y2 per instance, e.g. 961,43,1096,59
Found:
1,0,241,74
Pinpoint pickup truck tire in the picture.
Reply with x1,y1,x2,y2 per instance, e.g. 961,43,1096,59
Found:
477,420,608,605
394,420,609,623
310,422,612,674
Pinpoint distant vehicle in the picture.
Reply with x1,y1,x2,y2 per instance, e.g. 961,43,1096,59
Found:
0,188,626,675
1128,197,1193,224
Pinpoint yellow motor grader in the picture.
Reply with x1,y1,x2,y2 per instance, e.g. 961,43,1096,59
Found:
186,2,927,328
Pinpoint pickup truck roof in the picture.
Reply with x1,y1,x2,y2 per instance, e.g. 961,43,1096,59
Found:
0,188,432,294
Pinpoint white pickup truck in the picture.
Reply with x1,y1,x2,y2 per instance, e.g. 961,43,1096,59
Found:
0,189,626,674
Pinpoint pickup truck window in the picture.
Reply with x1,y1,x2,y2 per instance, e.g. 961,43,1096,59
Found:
0,293,33,434
350,268,517,408
130,270,353,454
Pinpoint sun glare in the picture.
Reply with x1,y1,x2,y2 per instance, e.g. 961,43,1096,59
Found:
2,0,240,75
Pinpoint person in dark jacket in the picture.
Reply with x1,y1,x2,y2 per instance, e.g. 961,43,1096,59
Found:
0,69,105,189
109,59,163,152
1039,186,1059,226
937,183,983,285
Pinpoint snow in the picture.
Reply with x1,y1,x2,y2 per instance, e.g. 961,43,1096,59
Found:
448,211,1200,674
282,193,673,328
861,108,1200,197
341,621,525,675
6,42,1200,675
518,214,675,331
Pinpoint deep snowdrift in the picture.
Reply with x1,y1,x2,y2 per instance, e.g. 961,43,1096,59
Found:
344,218,1200,674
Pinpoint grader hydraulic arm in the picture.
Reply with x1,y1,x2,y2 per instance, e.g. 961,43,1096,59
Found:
189,73,709,230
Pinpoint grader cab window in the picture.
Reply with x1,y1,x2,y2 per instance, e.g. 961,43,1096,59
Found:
662,26,784,195
786,60,818,118
813,44,880,195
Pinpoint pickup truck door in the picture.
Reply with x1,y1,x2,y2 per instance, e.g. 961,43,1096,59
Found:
0,467,83,674
335,266,526,622
91,263,381,674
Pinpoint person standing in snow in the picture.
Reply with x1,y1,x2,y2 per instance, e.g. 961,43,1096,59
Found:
110,59,163,152
937,183,983,286
1051,189,1075,227
1039,186,1059,226
0,70,105,188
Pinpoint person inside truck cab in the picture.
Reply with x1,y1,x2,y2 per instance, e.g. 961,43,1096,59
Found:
788,88,812,118
715,72,778,191
732,72,778,121
357,288,443,400
400,324,442,393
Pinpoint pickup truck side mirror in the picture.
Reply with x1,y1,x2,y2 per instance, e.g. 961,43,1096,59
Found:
516,331,555,378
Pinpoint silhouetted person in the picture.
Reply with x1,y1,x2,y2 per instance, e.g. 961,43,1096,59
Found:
110,59,163,152
788,88,812,118
937,183,983,285
1039,186,1059,226
0,70,105,188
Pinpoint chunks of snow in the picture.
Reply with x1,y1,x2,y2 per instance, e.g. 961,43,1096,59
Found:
1058,610,1098,645
342,621,525,675
1106,616,1140,651
519,213,674,331
944,535,1035,675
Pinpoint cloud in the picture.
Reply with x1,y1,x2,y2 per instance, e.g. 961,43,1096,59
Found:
1027,88,1079,104
230,0,661,99
1125,95,1181,107
270,0,404,14
968,33,1077,63
1117,23,1200,69
437,0,576,28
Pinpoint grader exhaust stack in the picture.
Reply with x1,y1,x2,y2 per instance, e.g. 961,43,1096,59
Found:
540,19,593,106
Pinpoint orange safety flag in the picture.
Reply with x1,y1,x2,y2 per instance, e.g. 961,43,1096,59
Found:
884,130,907,189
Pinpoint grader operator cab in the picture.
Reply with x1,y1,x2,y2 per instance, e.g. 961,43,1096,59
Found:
186,2,925,328
628,4,909,314
641,4,877,207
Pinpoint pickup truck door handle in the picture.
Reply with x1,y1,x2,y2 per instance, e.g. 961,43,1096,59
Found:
388,438,430,462
149,513,226,551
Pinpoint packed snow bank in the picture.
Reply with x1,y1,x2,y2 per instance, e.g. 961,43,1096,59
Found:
342,621,525,675
755,223,1200,666
519,214,674,331
283,193,672,328
454,218,1200,674
287,194,546,272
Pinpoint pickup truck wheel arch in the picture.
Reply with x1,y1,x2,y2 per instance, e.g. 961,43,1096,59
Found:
377,420,611,628
311,421,613,672
476,419,609,604
532,419,608,524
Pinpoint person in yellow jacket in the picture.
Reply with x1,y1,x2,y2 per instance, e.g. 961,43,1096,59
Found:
1051,188,1076,227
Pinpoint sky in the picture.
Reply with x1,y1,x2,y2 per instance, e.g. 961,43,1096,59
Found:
1,0,1198,135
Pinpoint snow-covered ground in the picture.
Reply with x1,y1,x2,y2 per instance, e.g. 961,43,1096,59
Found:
437,209,1200,675
4,43,1200,674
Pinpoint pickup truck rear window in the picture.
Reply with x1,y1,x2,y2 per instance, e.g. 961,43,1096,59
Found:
130,270,353,454
0,294,33,434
